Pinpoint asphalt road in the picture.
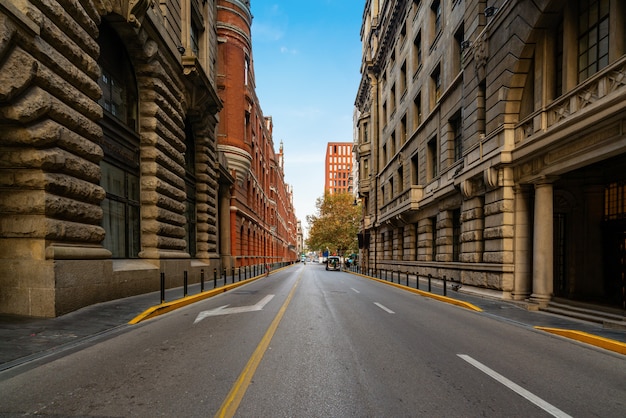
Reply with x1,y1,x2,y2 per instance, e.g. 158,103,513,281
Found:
0,263,624,417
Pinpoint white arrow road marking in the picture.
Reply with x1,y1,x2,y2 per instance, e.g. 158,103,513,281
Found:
374,302,395,314
458,354,573,418
194,294,275,324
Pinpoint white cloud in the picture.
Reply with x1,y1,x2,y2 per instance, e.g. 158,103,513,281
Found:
280,46,299,55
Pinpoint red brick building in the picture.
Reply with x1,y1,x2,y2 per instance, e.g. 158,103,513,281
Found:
216,1,298,268
325,142,354,195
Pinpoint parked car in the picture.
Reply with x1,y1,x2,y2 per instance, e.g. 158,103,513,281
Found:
326,256,341,271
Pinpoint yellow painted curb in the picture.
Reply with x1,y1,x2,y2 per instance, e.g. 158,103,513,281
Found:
535,326,626,355
129,272,274,325
351,272,483,312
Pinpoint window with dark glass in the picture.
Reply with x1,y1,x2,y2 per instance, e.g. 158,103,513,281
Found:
428,136,438,179
413,92,422,130
431,216,438,261
452,209,461,261
184,122,197,257
578,0,609,82
413,31,422,74
431,0,442,38
98,21,140,258
450,110,463,162
555,18,564,98
431,64,442,105
411,153,420,185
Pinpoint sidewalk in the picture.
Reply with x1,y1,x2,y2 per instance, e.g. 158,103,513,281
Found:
1,267,625,372
0,274,250,371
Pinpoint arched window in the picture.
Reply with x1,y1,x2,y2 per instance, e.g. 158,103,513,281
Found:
98,21,140,258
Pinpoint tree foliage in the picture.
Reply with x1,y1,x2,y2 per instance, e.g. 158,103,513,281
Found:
306,192,360,255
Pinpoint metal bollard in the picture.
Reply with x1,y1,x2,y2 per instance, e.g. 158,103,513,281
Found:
184,270,188,297
406,272,409,287
239,267,241,282
416,274,420,290
231,267,235,284
443,275,447,297
201,269,205,292
428,274,432,292
214,268,217,289
160,272,165,304
223,268,226,285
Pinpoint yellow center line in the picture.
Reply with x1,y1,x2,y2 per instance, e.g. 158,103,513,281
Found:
214,271,302,418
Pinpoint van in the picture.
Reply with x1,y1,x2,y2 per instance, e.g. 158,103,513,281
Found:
326,256,341,271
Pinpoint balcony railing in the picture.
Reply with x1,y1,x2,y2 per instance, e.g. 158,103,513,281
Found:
378,185,424,224
515,56,626,143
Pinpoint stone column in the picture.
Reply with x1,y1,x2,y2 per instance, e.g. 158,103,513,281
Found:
512,185,532,300
531,180,555,305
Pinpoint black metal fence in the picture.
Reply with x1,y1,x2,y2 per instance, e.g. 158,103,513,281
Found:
159,261,293,304
344,264,462,297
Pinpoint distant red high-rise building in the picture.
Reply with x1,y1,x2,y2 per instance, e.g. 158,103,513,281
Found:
325,142,354,195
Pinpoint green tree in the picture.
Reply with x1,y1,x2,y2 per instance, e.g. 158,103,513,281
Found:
306,192,360,256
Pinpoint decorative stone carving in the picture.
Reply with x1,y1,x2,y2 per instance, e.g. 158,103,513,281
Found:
96,0,155,28
128,0,155,27
473,35,488,81
484,167,499,190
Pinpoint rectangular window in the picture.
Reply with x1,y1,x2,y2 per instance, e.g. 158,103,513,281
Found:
555,19,564,98
431,64,442,107
478,80,486,135
413,92,422,131
605,181,626,220
413,31,422,74
101,161,140,258
400,61,407,96
430,216,437,261
431,0,442,38
397,227,404,260
450,110,463,162
99,70,127,123
578,0,610,82
411,153,420,185
453,24,464,76
452,209,461,262
414,223,419,261
382,101,387,126
190,21,200,57
428,136,438,179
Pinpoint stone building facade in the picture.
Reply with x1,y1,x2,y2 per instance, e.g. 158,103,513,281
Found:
216,0,298,268
355,0,626,311
0,0,296,317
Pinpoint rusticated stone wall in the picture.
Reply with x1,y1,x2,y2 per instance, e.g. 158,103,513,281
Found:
0,0,225,317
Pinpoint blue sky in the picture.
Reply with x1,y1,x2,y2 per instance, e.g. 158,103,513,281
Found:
250,1,363,235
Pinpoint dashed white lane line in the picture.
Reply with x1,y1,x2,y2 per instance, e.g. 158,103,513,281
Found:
374,302,395,314
457,354,572,418
351,288,360,293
